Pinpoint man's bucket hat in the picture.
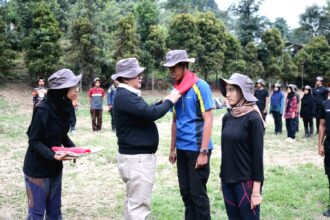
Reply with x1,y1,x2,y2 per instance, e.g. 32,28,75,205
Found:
316,76,324,81
163,50,195,67
94,77,101,83
219,73,258,102
48,69,82,89
111,58,145,80
256,78,265,85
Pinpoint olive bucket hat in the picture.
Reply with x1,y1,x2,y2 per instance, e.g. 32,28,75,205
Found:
48,69,82,89
111,58,145,80
219,73,258,102
163,50,195,67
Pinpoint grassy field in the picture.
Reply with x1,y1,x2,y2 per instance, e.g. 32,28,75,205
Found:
0,83,329,220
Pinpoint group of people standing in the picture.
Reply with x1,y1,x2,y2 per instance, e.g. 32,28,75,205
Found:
254,76,328,142
23,49,264,220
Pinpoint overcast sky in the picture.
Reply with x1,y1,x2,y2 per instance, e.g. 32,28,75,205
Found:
215,0,328,28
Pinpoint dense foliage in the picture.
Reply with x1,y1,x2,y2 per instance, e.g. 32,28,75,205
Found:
0,0,329,88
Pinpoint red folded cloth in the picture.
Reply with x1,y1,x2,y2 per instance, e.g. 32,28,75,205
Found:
52,146,91,154
174,71,199,95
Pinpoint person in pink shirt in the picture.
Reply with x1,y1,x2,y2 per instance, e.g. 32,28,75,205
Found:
284,84,299,142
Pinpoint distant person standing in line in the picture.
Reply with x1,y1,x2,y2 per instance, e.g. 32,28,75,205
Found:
32,77,48,107
254,79,269,121
292,84,300,132
313,76,328,134
300,85,315,138
270,82,285,135
317,87,330,217
88,78,105,131
284,84,299,142
107,80,119,132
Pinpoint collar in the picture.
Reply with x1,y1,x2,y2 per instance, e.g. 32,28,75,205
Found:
118,83,141,97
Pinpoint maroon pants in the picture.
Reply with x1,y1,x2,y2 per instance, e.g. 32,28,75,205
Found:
90,109,103,131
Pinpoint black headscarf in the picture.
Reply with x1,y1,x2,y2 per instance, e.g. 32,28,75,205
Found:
286,89,295,112
47,88,76,127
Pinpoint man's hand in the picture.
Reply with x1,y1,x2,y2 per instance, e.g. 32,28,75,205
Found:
195,154,208,169
169,150,176,164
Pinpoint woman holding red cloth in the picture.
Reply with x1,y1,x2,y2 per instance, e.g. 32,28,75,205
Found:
23,69,81,219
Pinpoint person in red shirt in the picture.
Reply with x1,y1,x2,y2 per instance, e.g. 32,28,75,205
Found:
88,78,105,131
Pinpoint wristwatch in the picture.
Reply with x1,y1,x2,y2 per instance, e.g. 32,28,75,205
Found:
200,148,209,155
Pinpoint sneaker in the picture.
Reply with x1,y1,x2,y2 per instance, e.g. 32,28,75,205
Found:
285,138,295,143
323,209,330,217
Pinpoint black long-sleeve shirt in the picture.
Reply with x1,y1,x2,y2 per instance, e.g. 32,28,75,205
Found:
220,111,264,183
23,100,75,178
114,87,173,154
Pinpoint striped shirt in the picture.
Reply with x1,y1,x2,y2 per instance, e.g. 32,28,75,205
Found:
88,87,105,109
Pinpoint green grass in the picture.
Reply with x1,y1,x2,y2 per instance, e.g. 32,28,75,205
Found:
0,84,329,219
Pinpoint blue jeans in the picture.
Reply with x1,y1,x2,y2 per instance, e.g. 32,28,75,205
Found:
222,180,260,220
285,118,297,139
24,173,62,220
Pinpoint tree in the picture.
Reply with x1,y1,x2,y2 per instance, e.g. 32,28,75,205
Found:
298,5,330,38
71,17,101,84
260,28,284,83
134,0,159,43
243,42,264,79
0,13,15,79
294,36,330,82
273,17,290,41
281,52,298,84
24,2,61,82
195,12,226,81
234,0,263,46
144,25,167,91
223,33,245,77
167,13,201,61
113,13,140,60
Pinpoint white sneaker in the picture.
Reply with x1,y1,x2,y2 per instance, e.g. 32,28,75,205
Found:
285,138,295,143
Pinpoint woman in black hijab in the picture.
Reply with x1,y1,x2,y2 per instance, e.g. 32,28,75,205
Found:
23,69,81,219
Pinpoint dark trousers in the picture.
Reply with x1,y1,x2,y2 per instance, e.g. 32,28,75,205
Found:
90,109,103,131
109,109,115,131
271,111,282,133
285,118,297,139
24,173,62,220
177,149,211,220
222,180,260,220
303,117,313,134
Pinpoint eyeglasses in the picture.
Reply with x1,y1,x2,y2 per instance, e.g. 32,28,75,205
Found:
135,74,143,79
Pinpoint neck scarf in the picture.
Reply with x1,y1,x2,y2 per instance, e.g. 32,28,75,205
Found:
174,70,199,95
231,98,266,127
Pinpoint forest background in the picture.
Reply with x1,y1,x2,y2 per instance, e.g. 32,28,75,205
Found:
0,0,329,90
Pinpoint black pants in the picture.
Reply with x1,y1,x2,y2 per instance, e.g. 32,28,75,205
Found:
285,118,297,139
316,117,321,134
177,149,211,220
90,109,103,131
109,109,115,131
303,117,313,133
222,180,260,220
271,111,282,133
